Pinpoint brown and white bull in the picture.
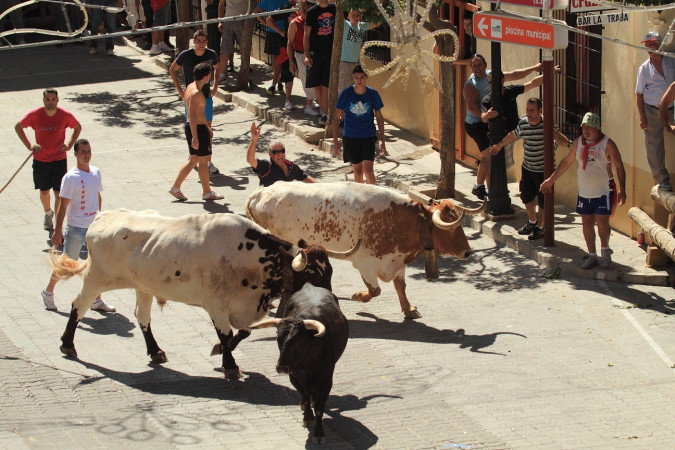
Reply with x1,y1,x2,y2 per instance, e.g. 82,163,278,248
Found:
51,209,358,379
245,182,484,319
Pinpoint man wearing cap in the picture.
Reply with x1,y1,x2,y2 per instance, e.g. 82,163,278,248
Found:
635,31,675,191
659,81,675,135
540,113,626,270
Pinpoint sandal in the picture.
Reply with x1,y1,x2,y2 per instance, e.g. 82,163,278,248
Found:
202,191,224,201
168,187,187,201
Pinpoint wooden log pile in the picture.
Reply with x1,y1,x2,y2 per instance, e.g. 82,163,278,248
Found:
627,185,675,263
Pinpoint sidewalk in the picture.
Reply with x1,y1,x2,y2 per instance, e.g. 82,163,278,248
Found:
135,36,675,287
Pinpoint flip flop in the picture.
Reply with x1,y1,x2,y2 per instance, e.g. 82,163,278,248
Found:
168,188,187,201
202,191,224,200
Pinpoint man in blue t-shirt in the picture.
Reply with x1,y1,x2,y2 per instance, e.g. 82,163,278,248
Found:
333,65,386,184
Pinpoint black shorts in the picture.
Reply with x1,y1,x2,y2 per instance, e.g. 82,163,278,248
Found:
264,32,284,56
519,166,545,208
343,136,376,165
32,159,67,191
279,58,293,83
306,52,331,88
465,121,490,151
185,123,212,157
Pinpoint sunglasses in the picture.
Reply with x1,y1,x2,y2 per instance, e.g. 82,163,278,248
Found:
271,149,286,155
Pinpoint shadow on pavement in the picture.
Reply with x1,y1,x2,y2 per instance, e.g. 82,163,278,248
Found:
349,312,526,356
0,44,158,93
67,358,381,448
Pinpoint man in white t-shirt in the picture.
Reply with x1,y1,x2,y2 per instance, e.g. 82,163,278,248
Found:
41,139,115,313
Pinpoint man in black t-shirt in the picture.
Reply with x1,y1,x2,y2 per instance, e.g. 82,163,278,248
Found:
304,0,336,126
246,122,316,186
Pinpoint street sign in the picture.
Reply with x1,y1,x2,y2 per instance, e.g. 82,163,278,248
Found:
570,0,615,13
486,0,569,10
576,12,629,26
474,12,569,50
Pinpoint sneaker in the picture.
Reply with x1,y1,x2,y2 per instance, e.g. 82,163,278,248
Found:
42,290,57,311
528,226,544,240
304,106,320,116
227,63,235,72
284,100,293,111
266,85,276,96
517,221,537,236
581,254,599,270
163,40,175,50
277,82,284,93
208,161,219,174
158,41,173,52
106,49,114,56
90,297,116,312
44,210,54,230
600,248,612,268
319,114,327,125
149,44,162,55
89,47,97,55
661,180,672,191
471,184,487,200
312,99,320,110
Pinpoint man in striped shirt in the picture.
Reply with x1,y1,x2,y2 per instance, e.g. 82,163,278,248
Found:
489,98,565,240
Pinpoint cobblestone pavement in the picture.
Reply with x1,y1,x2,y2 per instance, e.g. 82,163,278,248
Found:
0,41,674,449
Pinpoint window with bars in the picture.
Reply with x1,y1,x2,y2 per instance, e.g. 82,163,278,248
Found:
363,22,391,64
552,10,602,141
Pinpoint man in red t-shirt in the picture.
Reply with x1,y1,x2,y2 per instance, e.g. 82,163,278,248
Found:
15,88,82,230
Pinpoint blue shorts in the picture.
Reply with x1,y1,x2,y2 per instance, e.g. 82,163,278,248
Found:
576,192,612,216
63,225,88,260
184,96,213,122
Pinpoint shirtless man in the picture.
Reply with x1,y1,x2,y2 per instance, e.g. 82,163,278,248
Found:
169,62,223,201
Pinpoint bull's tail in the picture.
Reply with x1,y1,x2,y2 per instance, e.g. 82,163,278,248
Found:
48,251,89,280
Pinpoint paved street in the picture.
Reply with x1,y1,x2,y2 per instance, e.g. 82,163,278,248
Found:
0,41,674,449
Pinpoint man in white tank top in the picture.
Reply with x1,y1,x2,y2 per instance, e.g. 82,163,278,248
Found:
540,113,626,270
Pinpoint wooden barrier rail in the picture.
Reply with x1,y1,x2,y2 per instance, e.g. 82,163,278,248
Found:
628,185,675,265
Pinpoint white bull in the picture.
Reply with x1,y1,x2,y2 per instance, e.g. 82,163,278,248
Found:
53,209,357,379
245,182,484,319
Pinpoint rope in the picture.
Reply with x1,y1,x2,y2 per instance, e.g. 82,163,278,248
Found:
0,151,35,196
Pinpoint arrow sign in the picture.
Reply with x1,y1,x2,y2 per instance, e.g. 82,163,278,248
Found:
473,12,568,50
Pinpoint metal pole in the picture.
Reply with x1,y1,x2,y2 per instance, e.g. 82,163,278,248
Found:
543,50,555,247
487,3,512,217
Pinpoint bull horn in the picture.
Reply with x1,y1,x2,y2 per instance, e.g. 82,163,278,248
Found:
303,319,325,338
457,199,487,216
432,208,464,230
323,238,362,260
291,251,308,271
250,318,282,329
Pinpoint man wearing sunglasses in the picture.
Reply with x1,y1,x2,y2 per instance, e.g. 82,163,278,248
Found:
246,122,316,187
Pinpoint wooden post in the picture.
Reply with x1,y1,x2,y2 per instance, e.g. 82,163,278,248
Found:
424,250,439,280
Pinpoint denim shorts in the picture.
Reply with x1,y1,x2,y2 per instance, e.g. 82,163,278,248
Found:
63,225,88,260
